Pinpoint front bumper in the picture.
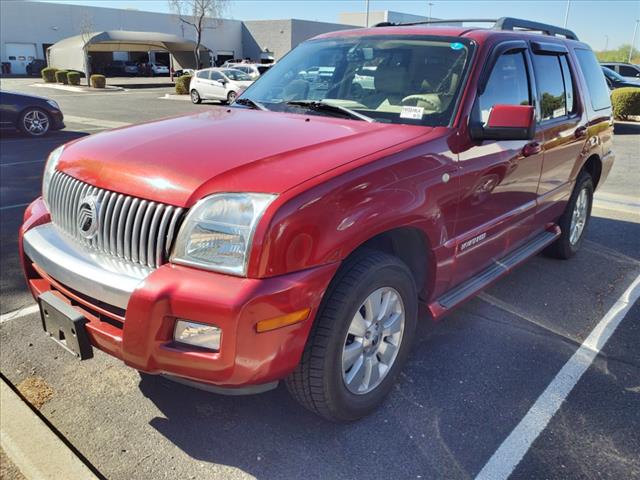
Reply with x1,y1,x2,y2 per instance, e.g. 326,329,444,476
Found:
20,198,338,389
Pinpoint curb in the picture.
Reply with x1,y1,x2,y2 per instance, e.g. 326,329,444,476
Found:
0,377,100,480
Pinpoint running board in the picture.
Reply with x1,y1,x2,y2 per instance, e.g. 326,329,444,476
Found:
429,226,560,319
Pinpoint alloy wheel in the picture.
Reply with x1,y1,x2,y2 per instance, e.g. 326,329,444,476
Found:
569,187,588,245
23,110,49,136
341,287,405,395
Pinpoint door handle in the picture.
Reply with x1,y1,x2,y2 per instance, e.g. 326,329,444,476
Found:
522,142,542,157
574,126,587,138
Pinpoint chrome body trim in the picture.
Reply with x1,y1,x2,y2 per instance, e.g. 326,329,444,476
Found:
23,223,151,309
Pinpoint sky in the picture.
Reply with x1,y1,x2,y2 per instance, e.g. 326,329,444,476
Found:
33,0,640,51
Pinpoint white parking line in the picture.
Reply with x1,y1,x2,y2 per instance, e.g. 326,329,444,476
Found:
0,304,39,324
0,159,46,167
475,273,640,480
0,202,30,211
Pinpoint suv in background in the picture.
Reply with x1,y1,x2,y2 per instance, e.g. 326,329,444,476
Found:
26,59,47,76
600,62,640,81
20,18,614,421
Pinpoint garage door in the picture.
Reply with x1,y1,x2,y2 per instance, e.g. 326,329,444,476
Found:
5,43,37,74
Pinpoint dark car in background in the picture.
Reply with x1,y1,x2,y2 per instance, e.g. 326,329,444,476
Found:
602,66,640,89
0,91,64,137
26,59,47,76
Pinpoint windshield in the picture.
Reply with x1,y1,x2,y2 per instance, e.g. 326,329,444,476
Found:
237,35,473,126
223,69,252,81
602,66,624,81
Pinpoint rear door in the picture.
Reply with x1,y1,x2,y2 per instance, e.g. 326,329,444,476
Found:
530,43,588,226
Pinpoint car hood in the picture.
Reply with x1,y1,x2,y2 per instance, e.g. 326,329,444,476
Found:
58,108,431,207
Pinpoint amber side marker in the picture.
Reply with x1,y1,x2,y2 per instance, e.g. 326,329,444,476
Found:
256,308,311,333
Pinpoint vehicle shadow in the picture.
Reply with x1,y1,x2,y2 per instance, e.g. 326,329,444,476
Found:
137,217,639,480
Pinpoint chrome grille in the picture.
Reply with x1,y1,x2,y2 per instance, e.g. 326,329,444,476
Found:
47,171,184,268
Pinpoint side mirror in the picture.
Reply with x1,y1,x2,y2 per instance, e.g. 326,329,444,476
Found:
471,104,535,141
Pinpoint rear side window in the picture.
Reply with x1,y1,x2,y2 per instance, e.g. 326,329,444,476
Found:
619,65,639,77
478,51,531,124
532,54,568,121
559,56,576,114
196,70,209,79
575,49,611,111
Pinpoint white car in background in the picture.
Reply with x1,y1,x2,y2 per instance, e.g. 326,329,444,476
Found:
150,63,170,76
222,62,274,79
190,68,254,104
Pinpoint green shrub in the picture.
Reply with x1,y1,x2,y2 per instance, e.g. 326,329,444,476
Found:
67,71,81,86
611,87,640,120
55,70,68,84
175,74,192,95
90,74,106,89
41,67,57,83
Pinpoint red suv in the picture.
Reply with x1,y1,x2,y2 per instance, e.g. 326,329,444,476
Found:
20,18,614,421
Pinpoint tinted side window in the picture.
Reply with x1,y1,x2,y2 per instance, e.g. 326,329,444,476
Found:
559,55,576,115
575,49,611,111
478,52,531,124
532,54,566,121
619,65,639,77
196,70,209,79
210,71,223,81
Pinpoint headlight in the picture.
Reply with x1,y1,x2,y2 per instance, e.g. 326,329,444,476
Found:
171,193,276,276
42,145,64,207
46,99,60,110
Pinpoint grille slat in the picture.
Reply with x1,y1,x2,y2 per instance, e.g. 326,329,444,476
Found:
47,171,183,269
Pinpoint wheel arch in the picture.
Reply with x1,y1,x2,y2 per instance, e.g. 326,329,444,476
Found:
342,226,435,303
581,154,602,189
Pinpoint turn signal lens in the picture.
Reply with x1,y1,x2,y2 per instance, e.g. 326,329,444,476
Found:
256,308,311,333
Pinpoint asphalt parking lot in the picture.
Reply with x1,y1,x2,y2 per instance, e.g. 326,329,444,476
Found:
1,78,639,480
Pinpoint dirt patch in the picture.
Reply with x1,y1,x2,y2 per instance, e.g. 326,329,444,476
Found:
16,376,54,409
1,448,26,480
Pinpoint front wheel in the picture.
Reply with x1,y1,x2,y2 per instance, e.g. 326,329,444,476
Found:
545,171,593,259
286,250,417,422
19,108,50,137
190,89,201,104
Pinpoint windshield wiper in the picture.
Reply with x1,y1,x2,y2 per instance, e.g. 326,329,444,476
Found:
234,97,268,111
285,100,376,123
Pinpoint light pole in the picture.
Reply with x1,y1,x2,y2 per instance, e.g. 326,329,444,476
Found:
630,19,639,63
428,2,434,22
365,0,370,27
563,0,571,28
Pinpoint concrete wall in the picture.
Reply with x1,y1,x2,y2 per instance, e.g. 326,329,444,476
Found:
0,0,242,69
339,11,449,27
242,19,356,62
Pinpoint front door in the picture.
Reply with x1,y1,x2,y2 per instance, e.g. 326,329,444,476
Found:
208,71,228,100
452,45,544,286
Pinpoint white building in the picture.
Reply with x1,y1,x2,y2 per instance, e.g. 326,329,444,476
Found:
0,0,357,75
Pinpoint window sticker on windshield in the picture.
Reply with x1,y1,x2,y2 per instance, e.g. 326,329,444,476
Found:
450,42,464,50
400,106,424,120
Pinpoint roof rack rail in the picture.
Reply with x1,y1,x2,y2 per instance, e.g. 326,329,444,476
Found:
373,17,579,41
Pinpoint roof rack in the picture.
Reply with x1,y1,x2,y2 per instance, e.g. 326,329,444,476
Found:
373,17,579,41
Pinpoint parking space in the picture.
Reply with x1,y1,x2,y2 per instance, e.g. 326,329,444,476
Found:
1,81,639,479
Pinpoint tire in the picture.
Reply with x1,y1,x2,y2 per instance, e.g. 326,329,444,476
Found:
545,171,594,259
190,89,201,104
286,249,418,422
226,91,237,104
19,108,51,137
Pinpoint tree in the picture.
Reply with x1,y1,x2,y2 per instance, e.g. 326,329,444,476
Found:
595,44,640,64
79,12,94,85
168,0,228,68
